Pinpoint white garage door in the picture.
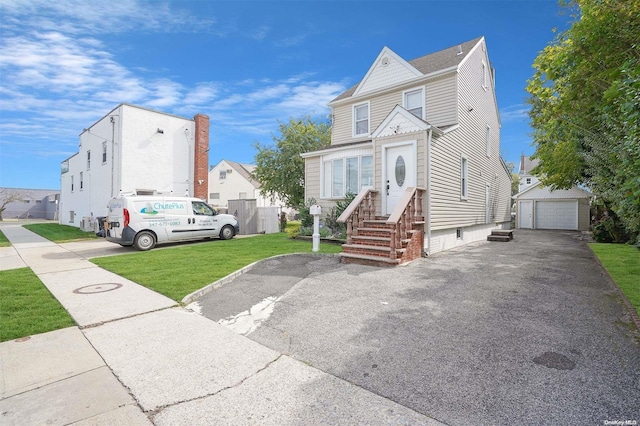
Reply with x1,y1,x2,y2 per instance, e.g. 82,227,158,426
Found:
535,201,578,230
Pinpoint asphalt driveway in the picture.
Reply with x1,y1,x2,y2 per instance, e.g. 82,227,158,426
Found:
193,230,640,425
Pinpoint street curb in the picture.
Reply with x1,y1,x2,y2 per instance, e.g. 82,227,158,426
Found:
181,252,341,305
589,245,640,332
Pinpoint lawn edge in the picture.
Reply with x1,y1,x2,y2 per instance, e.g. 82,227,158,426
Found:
588,245,640,332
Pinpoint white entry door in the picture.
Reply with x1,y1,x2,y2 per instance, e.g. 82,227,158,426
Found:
384,143,416,214
518,200,533,229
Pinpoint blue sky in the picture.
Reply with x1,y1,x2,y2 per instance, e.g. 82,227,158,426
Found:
0,0,572,190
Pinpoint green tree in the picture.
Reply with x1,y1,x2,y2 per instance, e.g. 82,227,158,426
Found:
253,117,331,208
526,0,640,242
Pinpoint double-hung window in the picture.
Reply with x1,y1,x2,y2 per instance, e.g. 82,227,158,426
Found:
485,125,491,157
461,156,468,199
482,62,488,89
79,172,84,191
322,155,374,198
102,142,107,163
404,88,424,119
353,102,369,137
87,151,91,170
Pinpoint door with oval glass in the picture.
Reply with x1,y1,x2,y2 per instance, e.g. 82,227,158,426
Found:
384,143,416,214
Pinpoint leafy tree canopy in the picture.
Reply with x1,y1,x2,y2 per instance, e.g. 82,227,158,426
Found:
526,0,640,242
253,116,330,208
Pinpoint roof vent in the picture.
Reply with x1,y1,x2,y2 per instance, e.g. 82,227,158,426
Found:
456,45,463,56
381,56,389,66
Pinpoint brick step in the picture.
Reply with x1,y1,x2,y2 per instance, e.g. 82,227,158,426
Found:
351,235,391,246
487,235,511,242
362,220,391,229
357,227,393,238
339,252,401,267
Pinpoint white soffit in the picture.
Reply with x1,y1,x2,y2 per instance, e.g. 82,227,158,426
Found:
354,47,422,96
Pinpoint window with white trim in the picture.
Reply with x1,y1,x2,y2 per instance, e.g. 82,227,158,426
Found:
71,175,74,192
461,156,468,199
322,155,374,198
525,177,532,185
219,170,227,180
353,102,369,136
485,125,491,157
210,193,220,199
102,142,107,163
482,62,488,89
87,151,91,170
403,88,424,119
80,172,84,191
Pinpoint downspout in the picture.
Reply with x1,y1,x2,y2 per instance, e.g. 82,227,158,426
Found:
426,127,433,256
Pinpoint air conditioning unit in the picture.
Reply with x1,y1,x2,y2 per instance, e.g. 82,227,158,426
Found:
80,217,94,232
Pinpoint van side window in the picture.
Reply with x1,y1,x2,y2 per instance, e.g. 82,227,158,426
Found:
193,201,214,216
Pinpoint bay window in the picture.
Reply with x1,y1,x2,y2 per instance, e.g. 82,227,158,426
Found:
322,155,374,198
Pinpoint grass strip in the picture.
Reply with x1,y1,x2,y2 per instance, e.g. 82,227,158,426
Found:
0,229,9,247
24,223,97,243
590,243,640,317
0,268,76,342
92,232,342,301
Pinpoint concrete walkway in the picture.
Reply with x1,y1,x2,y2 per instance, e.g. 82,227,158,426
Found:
0,225,442,425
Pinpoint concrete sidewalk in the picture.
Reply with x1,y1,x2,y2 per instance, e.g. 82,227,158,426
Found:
0,225,443,425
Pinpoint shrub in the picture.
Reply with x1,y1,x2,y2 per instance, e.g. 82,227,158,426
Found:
298,198,317,228
324,193,356,238
593,211,629,243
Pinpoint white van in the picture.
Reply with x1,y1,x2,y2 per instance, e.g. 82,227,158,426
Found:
105,195,239,250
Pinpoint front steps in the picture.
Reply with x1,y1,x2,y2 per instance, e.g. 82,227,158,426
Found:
340,218,423,267
487,229,513,242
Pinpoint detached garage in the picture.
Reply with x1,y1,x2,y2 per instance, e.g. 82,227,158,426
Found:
513,183,592,231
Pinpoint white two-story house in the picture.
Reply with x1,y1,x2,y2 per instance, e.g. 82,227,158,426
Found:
60,104,209,229
302,37,512,264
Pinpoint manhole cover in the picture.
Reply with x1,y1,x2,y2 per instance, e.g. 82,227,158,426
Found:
73,283,123,294
533,351,576,370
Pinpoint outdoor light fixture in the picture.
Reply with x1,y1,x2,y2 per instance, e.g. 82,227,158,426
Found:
157,128,164,134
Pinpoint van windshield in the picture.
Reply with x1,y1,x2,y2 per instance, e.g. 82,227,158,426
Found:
193,201,215,216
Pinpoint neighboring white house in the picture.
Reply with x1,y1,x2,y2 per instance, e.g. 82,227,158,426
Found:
60,104,209,229
302,37,512,262
513,155,592,231
0,187,59,220
208,159,291,213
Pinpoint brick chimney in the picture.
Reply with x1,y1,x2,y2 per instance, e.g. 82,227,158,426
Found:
193,114,210,200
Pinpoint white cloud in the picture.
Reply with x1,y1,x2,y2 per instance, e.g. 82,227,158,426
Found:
501,104,530,122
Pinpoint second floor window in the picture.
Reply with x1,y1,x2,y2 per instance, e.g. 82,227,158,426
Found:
461,156,468,199
71,175,74,192
219,170,227,180
80,172,84,190
87,151,91,170
353,103,369,136
485,125,491,157
102,142,107,163
404,88,424,119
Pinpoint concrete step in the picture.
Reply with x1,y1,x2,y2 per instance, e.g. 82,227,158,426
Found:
339,252,401,267
491,229,513,239
487,235,511,242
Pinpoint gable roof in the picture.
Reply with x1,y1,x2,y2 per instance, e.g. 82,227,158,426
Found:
512,181,593,200
371,105,443,139
213,159,260,189
331,37,483,103
519,156,539,175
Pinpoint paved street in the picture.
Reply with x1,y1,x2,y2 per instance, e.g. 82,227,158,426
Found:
193,230,640,425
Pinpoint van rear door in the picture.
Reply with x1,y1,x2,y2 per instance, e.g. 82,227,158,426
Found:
107,197,125,239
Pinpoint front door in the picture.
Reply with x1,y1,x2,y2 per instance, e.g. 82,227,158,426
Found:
384,143,416,214
518,200,533,229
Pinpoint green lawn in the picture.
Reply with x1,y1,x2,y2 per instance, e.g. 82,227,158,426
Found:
24,223,97,242
0,268,76,342
0,229,9,247
92,232,342,301
590,243,640,317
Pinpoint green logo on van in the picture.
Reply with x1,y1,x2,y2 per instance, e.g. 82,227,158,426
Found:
140,205,159,215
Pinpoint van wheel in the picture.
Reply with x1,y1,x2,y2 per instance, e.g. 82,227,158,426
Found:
220,225,235,240
134,231,156,251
